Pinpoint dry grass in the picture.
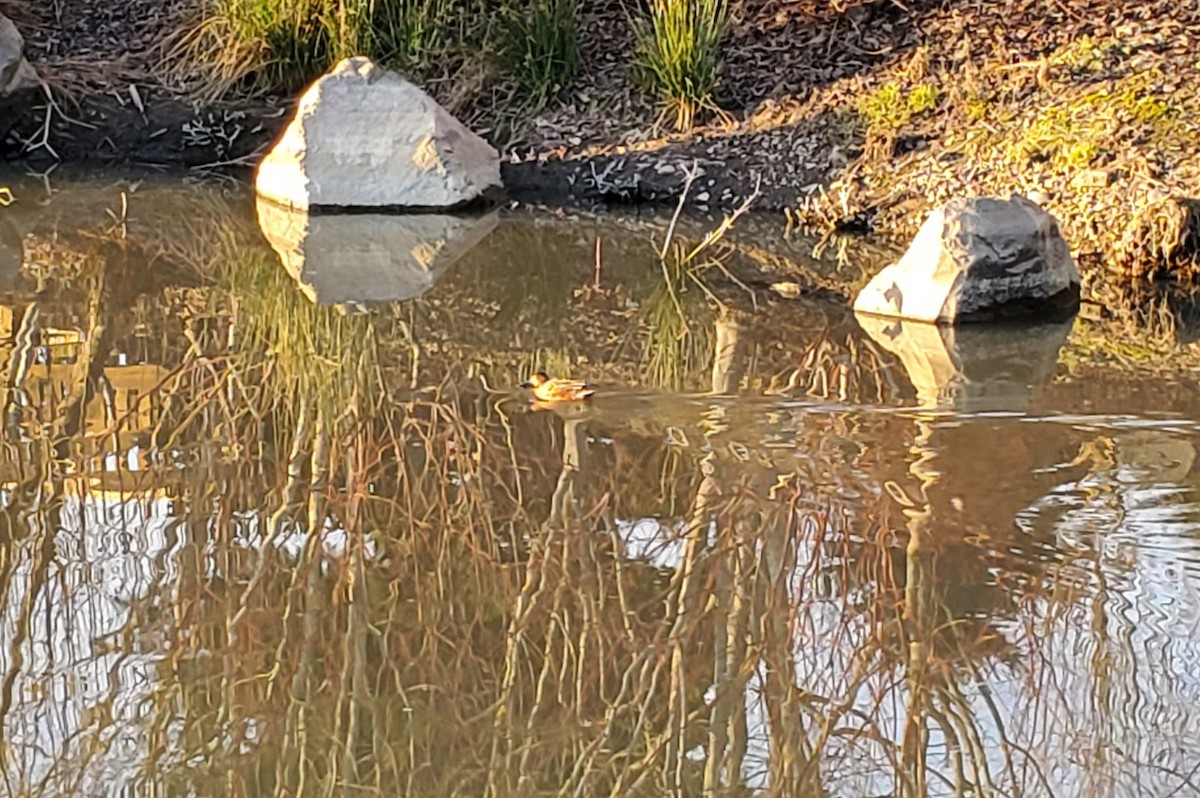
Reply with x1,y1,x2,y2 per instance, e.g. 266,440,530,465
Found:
0,0,35,30
1116,196,1200,280
789,23,1200,284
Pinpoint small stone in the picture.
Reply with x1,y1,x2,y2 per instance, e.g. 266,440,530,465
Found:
1072,169,1111,188
0,13,38,93
1079,300,1105,321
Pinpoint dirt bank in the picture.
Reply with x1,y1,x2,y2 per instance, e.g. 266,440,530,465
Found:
2,0,1198,285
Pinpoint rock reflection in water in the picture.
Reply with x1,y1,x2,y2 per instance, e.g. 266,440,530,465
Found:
255,197,498,307
856,311,1073,410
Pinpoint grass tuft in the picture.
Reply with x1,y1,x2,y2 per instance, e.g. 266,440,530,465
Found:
173,0,475,98
858,84,904,130
859,81,940,134
370,0,458,66
906,83,939,114
1117,197,1200,280
499,0,579,106
632,0,730,132
172,0,580,132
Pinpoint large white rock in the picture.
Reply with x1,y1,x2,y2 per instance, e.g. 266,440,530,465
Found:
1,13,39,137
1,13,37,91
854,195,1080,323
256,197,497,307
255,57,501,210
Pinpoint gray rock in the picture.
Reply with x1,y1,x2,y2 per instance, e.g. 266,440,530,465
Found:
256,197,497,308
255,57,501,211
1,14,35,90
853,195,1080,324
0,13,40,139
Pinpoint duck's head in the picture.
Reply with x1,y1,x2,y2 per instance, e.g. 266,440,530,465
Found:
520,371,550,389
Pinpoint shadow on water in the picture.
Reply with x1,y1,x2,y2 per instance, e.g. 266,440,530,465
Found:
0,175,1199,796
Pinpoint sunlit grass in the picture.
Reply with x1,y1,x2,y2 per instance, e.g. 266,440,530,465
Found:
172,0,475,97
170,0,580,113
858,80,940,136
632,0,729,131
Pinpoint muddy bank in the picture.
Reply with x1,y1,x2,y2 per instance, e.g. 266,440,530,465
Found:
3,90,827,214
4,94,279,170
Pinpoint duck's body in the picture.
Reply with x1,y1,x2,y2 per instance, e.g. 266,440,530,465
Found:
521,371,595,403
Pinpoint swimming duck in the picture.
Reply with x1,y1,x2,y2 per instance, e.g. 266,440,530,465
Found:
520,371,595,403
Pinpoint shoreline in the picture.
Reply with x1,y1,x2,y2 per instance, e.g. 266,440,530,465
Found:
2,0,1198,284
3,90,828,216
7,139,1200,380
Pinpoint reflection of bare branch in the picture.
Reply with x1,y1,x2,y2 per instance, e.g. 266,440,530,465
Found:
10,199,1190,798
710,308,745,395
547,418,588,528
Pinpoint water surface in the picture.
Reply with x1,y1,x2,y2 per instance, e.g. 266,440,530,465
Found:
1,173,1200,797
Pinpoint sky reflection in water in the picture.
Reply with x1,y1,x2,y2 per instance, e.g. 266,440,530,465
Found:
0,177,1198,797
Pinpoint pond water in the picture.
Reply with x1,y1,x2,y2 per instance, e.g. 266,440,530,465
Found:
1,173,1200,797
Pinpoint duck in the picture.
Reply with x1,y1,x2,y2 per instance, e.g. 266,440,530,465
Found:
520,371,595,403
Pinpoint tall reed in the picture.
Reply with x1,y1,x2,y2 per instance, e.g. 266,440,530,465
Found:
174,0,473,97
632,0,730,131
499,0,579,105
